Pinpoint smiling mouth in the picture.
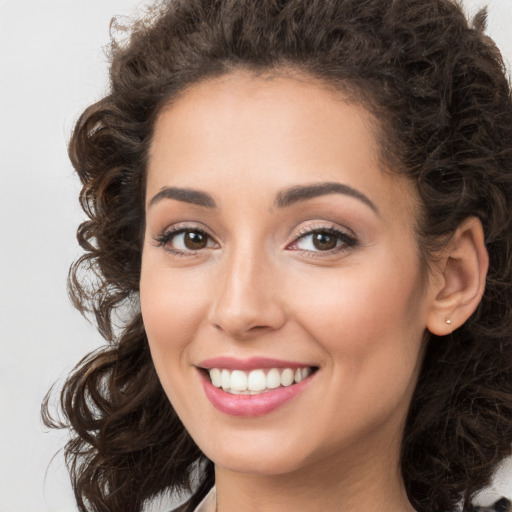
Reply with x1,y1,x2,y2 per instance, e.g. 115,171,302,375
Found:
205,366,317,395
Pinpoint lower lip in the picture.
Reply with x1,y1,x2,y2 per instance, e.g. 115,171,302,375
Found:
200,371,314,417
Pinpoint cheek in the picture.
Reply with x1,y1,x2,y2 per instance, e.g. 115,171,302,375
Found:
139,258,209,371
288,251,427,382
139,261,215,425
285,258,427,443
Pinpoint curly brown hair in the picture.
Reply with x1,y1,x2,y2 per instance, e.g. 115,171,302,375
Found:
42,0,512,511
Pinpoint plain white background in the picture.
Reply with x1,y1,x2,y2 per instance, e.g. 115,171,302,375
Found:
1,1,511,511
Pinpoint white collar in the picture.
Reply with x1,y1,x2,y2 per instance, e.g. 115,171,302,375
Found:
192,486,216,512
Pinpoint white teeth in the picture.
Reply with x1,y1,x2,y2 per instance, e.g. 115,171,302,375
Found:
247,369,267,391
208,366,314,394
302,367,312,380
280,368,294,387
230,370,247,391
210,368,222,387
266,368,281,389
221,369,231,390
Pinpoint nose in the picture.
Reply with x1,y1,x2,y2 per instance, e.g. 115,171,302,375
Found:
208,248,287,340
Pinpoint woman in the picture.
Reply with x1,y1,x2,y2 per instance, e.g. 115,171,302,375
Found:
43,0,512,511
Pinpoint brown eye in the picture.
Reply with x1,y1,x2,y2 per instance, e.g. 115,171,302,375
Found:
183,230,208,250
312,231,338,251
289,226,357,255
155,227,217,256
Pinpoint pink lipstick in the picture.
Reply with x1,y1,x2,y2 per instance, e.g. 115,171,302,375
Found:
197,357,316,417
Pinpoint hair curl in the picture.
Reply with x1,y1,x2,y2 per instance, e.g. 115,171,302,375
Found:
42,1,512,511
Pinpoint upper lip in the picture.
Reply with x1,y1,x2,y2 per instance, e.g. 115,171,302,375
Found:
197,356,315,371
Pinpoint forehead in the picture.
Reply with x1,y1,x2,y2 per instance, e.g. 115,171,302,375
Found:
147,71,416,218
152,71,376,155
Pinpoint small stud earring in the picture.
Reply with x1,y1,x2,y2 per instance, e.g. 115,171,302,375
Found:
445,319,452,325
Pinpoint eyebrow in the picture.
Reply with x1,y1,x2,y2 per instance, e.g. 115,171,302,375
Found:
273,182,378,213
148,181,378,213
149,187,217,208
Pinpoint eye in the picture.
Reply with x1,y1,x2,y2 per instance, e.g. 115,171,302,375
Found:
153,224,357,258
153,226,218,256
288,226,357,255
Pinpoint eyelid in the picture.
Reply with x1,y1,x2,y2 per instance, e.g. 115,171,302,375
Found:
153,221,358,258
152,223,219,257
285,222,358,257
293,222,356,240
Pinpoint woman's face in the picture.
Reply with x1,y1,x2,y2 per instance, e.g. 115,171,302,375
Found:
140,72,436,477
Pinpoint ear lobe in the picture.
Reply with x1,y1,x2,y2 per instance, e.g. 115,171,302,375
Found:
426,217,489,336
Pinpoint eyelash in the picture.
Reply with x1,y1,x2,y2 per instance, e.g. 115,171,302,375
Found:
153,223,358,259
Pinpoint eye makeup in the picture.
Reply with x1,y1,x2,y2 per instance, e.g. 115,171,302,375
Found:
152,221,358,259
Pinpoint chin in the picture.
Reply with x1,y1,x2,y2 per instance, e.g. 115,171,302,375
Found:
208,447,308,476
191,426,324,477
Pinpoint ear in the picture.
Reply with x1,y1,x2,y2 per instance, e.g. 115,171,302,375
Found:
426,217,489,336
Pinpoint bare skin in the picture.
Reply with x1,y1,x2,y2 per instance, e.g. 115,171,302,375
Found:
140,71,488,512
